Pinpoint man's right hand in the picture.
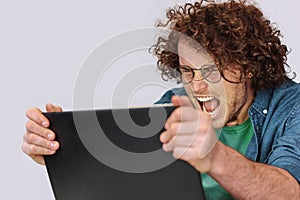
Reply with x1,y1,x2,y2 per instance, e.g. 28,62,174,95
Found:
22,103,62,165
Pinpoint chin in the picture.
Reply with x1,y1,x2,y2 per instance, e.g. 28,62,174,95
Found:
211,105,227,129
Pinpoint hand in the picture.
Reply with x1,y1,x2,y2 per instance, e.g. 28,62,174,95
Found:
160,96,218,173
22,103,62,165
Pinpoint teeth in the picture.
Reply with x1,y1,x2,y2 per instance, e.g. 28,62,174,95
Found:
196,96,214,102
203,104,220,115
195,96,220,115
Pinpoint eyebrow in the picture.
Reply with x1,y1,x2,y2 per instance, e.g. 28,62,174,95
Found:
179,56,215,67
181,63,217,69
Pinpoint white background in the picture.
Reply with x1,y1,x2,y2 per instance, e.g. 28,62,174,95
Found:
0,0,299,199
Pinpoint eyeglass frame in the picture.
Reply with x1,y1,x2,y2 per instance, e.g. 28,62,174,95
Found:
176,64,245,84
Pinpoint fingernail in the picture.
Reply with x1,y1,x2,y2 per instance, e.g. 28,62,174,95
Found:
47,133,52,139
42,121,48,127
160,135,164,142
50,142,57,149
160,134,167,143
164,123,169,129
162,144,169,152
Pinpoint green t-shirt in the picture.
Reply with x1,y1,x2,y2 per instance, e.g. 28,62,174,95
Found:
201,118,254,200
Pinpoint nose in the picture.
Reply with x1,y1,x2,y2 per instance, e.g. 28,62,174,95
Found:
190,71,208,92
193,69,205,81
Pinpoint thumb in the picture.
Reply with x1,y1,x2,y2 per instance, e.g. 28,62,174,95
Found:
171,95,193,107
46,103,63,113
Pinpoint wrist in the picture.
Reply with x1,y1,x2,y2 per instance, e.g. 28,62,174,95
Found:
190,141,222,173
206,141,227,175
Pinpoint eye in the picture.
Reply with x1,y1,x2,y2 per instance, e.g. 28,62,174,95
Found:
180,66,192,73
201,65,216,76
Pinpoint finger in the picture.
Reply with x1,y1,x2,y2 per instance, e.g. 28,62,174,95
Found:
172,146,210,161
171,95,193,107
22,140,57,156
165,107,199,129
161,121,199,144
23,133,59,151
26,107,50,127
167,121,200,135
46,103,62,113
160,130,174,144
173,146,194,160
26,120,56,140
162,135,196,152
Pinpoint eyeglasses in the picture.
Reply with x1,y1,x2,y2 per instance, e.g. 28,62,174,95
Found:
176,65,245,84
176,64,222,84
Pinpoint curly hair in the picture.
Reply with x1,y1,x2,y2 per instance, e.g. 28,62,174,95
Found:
151,0,294,89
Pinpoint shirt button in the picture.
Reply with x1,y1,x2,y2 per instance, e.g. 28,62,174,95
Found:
263,109,268,115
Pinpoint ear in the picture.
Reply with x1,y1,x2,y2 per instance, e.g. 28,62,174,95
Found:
227,63,242,71
247,72,253,79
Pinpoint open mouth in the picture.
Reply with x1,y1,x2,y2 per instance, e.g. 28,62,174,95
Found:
196,96,220,115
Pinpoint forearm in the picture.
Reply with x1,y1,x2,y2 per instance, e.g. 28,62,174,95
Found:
208,142,300,200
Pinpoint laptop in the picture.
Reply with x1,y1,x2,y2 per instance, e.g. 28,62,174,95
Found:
44,105,206,200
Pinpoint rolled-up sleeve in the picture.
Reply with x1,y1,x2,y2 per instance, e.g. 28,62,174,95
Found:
267,103,300,183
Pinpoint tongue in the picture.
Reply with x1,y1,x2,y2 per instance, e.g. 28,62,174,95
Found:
203,98,219,113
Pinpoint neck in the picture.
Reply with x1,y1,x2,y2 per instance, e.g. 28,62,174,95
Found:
226,80,256,126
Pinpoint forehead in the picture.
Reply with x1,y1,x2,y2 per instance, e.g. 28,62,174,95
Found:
178,39,213,66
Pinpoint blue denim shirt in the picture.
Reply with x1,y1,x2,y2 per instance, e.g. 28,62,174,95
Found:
155,79,300,183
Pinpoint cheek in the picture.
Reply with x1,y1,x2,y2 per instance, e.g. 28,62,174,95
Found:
212,98,229,128
215,83,245,121
224,84,247,112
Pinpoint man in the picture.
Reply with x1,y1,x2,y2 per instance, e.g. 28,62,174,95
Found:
151,0,300,199
22,0,300,199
